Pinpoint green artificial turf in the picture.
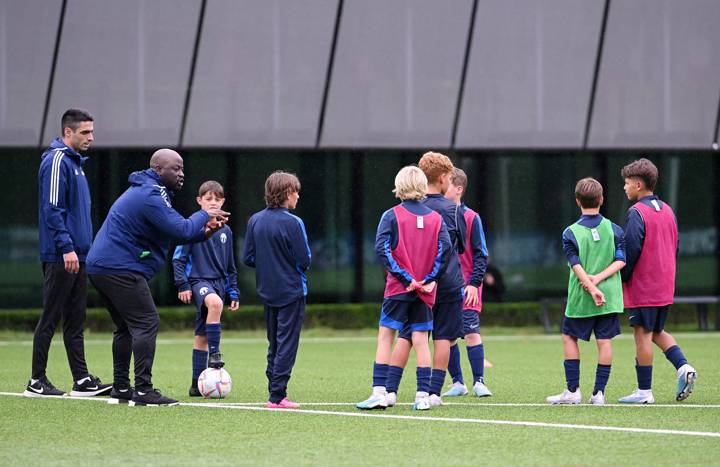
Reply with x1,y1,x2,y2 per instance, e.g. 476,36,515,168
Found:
1,329,718,465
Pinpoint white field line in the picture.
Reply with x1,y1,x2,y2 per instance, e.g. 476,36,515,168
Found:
181,402,720,438
2,392,718,409
215,401,720,409
3,392,718,437
1,332,718,347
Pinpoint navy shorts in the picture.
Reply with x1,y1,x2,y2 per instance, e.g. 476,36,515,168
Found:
562,313,621,341
461,309,481,336
431,300,464,341
190,279,226,336
627,306,670,333
379,298,433,332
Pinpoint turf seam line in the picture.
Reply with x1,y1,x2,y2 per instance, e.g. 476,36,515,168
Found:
2,332,718,346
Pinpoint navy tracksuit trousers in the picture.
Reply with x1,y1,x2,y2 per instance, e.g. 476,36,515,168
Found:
264,298,304,403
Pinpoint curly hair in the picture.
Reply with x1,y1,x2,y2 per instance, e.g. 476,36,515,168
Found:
418,151,454,185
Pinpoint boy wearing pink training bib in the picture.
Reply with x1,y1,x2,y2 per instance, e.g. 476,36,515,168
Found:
618,158,697,404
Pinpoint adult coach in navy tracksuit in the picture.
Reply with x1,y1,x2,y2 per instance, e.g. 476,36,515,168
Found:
87,149,229,406
27,109,112,398
243,171,311,409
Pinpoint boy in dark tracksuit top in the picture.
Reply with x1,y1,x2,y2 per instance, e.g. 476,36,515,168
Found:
618,158,697,404
27,109,112,398
243,171,310,409
173,181,240,397
442,168,492,398
356,166,452,411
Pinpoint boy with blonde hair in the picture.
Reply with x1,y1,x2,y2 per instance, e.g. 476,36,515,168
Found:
547,177,625,405
357,166,451,410
383,152,465,408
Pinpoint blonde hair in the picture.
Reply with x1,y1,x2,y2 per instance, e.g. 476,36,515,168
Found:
393,166,427,201
418,151,454,184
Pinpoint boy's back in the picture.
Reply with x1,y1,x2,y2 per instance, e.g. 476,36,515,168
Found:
244,207,311,307
622,196,678,308
563,215,624,317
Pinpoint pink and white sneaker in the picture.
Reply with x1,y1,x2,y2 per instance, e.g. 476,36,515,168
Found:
267,397,300,409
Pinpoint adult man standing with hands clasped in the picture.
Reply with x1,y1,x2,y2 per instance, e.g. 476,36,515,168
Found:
26,109,112,398
87,149,229,406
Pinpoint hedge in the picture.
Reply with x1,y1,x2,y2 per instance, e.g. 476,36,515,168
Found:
0,302,712,332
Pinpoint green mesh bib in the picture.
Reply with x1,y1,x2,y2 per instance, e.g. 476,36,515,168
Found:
565,218,623,318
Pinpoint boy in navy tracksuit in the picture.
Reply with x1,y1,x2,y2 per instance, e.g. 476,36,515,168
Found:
243,171,310,409
27,109,112,398
173,181,240,397
88,149,228,406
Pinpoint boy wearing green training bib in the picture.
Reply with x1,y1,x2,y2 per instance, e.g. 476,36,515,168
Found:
547,178,626,406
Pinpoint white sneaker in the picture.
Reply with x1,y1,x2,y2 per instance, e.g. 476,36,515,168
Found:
385,391,397,407
413,391,430,411
588,391,605,405
473,381,492,397
428,394,443,407
676,364,697,401
356,388,388,410
442,382,468,397
546,388,581,405
618,388,655,404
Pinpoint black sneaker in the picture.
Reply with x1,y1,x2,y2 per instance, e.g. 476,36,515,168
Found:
23,377,65,397
69,375,113,397
189,379,201,397
129,389,179,407
108,386,134,404
208,352,225,369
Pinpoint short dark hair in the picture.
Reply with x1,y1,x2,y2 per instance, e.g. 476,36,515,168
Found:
450,168,468,191
198,180,224,198
575,177,603,208
61,109,93,133
264,171,300,208
621,158,658,191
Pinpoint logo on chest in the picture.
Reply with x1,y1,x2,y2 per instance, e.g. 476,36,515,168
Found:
220,233,227,244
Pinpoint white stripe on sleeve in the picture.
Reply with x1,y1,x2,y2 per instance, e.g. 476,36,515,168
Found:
50,150,64,206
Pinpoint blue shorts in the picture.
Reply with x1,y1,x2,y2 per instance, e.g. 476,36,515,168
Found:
627,306,670,333
461,309,481,336
190,279,226,336
431,300,464,341
379,298,433,332
562,313,621,341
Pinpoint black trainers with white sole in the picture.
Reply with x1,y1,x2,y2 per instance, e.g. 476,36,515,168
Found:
108,386,134,404
23,377,65,397
69,375,113,397
129,389,179,407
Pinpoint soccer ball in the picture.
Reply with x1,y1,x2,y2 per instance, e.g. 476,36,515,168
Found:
197,368,232,399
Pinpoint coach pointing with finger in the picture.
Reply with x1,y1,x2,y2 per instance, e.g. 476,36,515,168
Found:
87,148,229,406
